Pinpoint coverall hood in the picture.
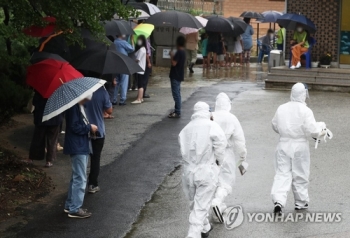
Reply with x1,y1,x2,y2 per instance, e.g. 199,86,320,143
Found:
290,83,307,104
191,101,211,120
215,93,231,112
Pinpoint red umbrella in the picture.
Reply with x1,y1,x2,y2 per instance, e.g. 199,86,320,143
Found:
26,59,83,98
23,16,56,37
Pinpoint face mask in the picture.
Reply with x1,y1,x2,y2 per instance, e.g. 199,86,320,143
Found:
297,27,303,32
269,33,274,38
121,34,126,38
137,40,142,46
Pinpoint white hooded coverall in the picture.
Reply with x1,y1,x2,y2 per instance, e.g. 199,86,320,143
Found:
211,93,247,211
271,83,325,208
179,102,227,238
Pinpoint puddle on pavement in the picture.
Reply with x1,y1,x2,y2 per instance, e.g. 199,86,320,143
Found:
149,64,268,88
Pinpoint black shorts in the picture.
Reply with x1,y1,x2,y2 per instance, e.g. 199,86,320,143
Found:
203,55,208,59
207,43,219,54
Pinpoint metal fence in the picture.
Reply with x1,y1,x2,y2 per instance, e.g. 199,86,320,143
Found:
157,0,223,15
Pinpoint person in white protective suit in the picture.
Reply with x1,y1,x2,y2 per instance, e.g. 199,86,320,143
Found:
271,82,327,214
179,101,227,238
210,93,247,223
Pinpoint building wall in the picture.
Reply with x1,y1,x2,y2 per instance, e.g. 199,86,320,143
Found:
222,0,285,54
286,0,340,62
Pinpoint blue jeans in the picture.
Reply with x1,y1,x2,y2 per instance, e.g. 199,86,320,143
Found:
170,79,181,115
258,48,271,63
113,74,129,104
65,154,89,213
277,44,284,51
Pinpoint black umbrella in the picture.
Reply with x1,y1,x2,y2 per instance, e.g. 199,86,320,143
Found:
205,16,233,33
146,11,202,28
240,11,264,20
70,41,142,75
38,34,71,61
226,17,248,36
103,20,134,37
30,52,67,64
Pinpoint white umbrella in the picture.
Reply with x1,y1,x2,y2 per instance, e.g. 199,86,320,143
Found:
145,3,161,15
179,16,208,35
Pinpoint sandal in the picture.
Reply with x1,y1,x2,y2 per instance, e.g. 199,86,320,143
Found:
104,115,114,119
45,162,53,168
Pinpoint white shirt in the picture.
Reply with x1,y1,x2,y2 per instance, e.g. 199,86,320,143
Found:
135,47,146,75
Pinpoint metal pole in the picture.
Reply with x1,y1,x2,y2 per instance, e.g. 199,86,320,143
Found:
257,23,259,56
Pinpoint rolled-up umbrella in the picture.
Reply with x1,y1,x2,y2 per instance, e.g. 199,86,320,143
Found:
70,41,142,75
259,11,283,23
277,13,316,33
129,2,161,15
240,11,264,20
179,16,208,35
42,77,106,122
103,20,134,36
146,11,202,29
26,59,83,98
23,16,56,37
30,52,66,64
205,16,233,33
226,17,248,36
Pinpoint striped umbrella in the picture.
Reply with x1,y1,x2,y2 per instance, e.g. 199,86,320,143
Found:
42,77,106,122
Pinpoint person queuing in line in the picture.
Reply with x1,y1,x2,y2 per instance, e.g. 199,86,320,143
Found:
201,33,209,68
258,29,274,64
143,37,152,99
185,31,199,74
290,24,309,69
217,35,226,68
168,36,186,118
210,93,247,224
276,24,286,51
113,35,134,105
24,91,64,168
223,34,234,67
85,87,113,194
233,35,244,66
271,83,327,214
64,94,98,219
206,31,221,69
242,18,254,66
179,101,227,238
131,35,147,104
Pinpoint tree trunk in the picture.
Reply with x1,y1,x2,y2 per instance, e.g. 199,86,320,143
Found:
3,6,12,56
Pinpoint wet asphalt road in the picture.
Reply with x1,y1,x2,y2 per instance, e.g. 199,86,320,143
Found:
12,78,261,238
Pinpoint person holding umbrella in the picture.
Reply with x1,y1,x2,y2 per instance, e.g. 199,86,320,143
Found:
290,24,309,69
168,36,186,118
64,94,98,218
241,18,254,65
131,35,148,104
185,31,199,74
113,35,135,105
276,24,286,51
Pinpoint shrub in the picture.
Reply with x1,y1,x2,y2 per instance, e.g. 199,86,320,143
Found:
0,77,32,124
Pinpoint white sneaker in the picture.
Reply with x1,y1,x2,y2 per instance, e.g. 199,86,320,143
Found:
296,62,301,68
131,100,142,104
290,65,296,69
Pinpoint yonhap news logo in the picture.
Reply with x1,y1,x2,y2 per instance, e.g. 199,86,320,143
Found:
223,205,342,230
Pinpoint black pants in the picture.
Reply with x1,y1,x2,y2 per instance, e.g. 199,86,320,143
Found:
89,138,105,186
143,66,151,95
29,125,60,162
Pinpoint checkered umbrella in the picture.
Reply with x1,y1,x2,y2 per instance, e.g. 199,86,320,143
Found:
42,77,106,122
